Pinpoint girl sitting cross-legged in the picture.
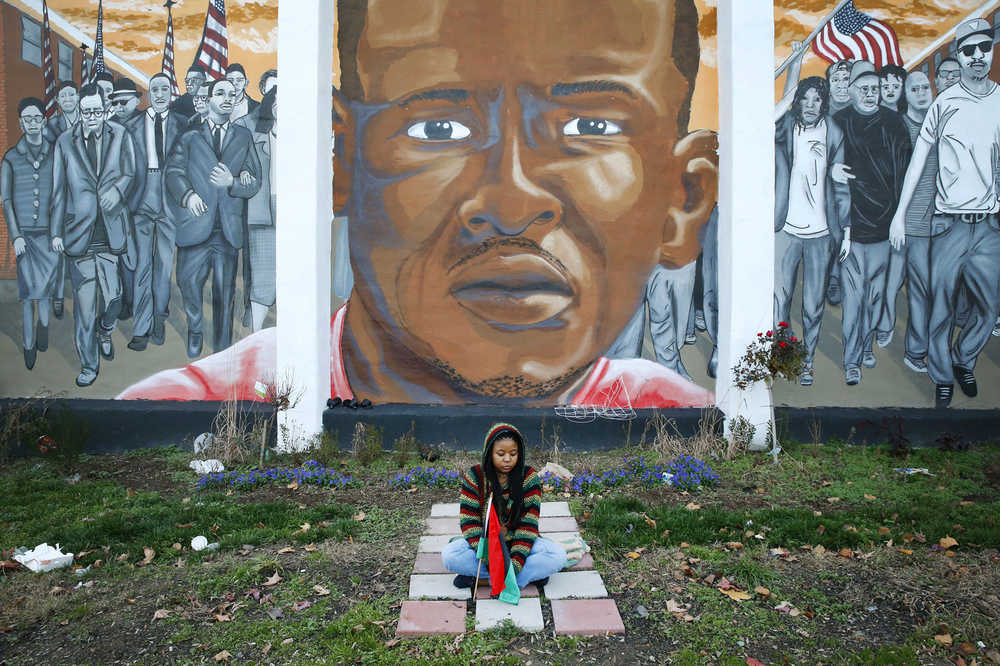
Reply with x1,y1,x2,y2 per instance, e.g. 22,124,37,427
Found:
442,422,567,593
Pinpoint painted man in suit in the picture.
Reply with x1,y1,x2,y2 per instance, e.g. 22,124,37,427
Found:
170,65,206,119
164,78,261,358
50,84,137,387
124,73,187,350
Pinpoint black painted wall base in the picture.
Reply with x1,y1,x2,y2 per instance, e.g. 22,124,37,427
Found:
2,398,996,458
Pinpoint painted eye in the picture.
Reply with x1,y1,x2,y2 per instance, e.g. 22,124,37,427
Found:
406,120,471,141
562,117,623,136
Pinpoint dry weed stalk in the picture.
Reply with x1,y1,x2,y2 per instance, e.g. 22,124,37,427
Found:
645,409,732,461
207,397,255,465
261,372,304,464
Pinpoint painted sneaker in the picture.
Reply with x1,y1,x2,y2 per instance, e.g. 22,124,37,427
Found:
935,383,953,408
876,330,893,348
993,316,1000,337
799,367,814,386
863,352,877,368
903,355,927,373
953,365,977,397
845,367,861,385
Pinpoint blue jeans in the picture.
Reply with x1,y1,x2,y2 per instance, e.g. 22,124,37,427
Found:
441,537,567,588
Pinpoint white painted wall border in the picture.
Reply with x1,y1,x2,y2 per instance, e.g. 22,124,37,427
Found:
716,0,776,449
275,0,333,450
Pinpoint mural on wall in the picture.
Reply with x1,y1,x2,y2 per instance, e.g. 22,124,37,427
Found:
118,0,727,409
773,0,1000,409
0,0,277,398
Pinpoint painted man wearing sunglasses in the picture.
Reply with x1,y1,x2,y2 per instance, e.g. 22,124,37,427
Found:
889,18,1000,408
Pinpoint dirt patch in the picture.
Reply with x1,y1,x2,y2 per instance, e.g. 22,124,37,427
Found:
75,454,184,497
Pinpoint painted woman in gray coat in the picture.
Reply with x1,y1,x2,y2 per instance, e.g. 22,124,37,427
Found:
243,87,277,331
1,98,61,370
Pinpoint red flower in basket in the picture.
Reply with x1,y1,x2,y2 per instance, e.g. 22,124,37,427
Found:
778,321,789,328
766,330,773,337
779,341,787,348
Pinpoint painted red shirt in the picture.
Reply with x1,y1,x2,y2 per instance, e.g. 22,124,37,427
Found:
117,305,715,408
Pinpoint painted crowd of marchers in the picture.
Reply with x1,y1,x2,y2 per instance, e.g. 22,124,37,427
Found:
2,1,278,393
775,4,1000,409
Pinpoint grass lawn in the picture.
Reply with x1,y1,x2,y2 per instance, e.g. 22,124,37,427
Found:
1,439,998,665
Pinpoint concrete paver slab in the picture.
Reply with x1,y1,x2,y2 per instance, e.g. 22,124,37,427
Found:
409,574,471,600
567,553,594,571
539,516,578,532
551,599,625,635
475,583,538,599
475,597,544,632
418,535,457,553
430,503,460,517
543,570,608,599
424,517,461,535
540,501,571,517
397,601,467,636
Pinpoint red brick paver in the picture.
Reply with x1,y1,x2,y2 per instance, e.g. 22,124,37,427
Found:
550,599,626,636
397,600,467,637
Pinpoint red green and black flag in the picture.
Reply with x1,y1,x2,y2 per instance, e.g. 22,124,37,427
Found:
476,493,520,605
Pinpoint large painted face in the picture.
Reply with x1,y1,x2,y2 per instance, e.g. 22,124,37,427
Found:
57,87,78,114
849,75,880,114
149,78,172,114
935,61,960,91
19,105,45,139
336,0,714,400
880,74,902,106
799,87,823,126
209,81,236,117
905,72,932,111
828,68,851,104
956,36,993,82
79,93,105,133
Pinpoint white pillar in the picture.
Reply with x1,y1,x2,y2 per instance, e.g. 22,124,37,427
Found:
275,0,333,450
716,0,775,450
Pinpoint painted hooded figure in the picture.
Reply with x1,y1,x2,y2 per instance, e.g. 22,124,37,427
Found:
445,422,571,602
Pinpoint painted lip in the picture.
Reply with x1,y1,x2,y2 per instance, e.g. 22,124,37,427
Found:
450,253,574,327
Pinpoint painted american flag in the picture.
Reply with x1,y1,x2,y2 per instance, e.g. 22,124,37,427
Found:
87,0,107,84
812,1,902,70
192,0,228,81
41,0,57,118
161,1,180,98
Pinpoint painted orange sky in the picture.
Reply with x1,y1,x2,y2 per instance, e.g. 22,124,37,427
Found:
13,1,995,131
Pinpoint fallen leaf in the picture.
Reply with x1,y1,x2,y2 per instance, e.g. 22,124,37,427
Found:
213,650,231,662
902,533,914,543
864,494,877,500
116,553,129,563
281,638,293,645
292,523,311,535
353,511,366,522
716,577,734,590
175,522,194,529
262,572,282,587
302,543,318,552
747,659,766,666
152,609,171,621
642,513,657,529
684,503,701,511
878,527,891,535
262,643,272,656
267,607,284,620
213,614,231,622
313,584,330,596
725,542,744,551
182,497,191,504
277,547,295,554
826,497,840,503
940,536,959,549
384,638,400,648
813,545,826,556
625,551,641,560
139,547,155,566
679,541,690,548
754,586,771,599
293,601,313,611
817,525,826,534
897,548,913,555
719,588,752,601
666,598,688,614
49,586,68,595
934,633,953,647
172,543,182,551
286,481,299,490
985,648,1000,664
775,600,798,614
821,481,832,487
406,487,418,493
838,548,854,559
958,642,978,656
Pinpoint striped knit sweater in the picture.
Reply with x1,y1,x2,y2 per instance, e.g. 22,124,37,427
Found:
459,464,541,573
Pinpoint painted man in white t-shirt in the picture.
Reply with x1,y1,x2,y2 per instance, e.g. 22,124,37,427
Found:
889,18,1000,408
774,76,851,386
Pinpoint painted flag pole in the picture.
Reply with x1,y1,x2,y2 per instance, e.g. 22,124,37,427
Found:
88,0,107,84
774,0,852,79
471,492,492,601
40,0,57,118
162,0,180,99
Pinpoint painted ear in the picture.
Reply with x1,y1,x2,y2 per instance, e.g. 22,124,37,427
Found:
660,129,719,269
332,88,353,216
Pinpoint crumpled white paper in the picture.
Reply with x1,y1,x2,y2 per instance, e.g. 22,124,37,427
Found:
13,543,74,572
189,459,224,474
